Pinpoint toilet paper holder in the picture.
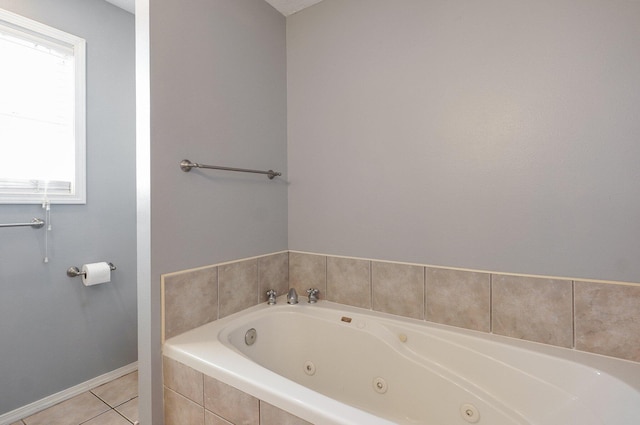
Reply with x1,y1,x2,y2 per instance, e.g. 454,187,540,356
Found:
67,263,116,278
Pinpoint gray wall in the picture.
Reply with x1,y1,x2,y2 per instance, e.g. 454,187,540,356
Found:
0,0,136,415
144,0,287,422
288,0,640,283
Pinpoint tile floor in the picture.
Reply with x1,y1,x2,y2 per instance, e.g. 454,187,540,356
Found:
10,371,139,425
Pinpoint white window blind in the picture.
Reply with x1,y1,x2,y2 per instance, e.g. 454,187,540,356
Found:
0,9,86,203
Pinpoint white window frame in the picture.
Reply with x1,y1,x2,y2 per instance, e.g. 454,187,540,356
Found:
0,8,86,204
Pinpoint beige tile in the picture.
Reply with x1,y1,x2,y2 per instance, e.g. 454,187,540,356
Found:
114,397,138,424
492,275,573,347
163,356,204,405
163,266,218,340
218,259,259,318
289,252,327,298
82,409,131,425
371,261,424,319
204,375,259,425
164,387,204,425
258,252,289,303
426,268,491,332
575,281,640,362
23,392,109,425
259,401,312,425
205,410,233,425
91,371,138,408
326,256,371,309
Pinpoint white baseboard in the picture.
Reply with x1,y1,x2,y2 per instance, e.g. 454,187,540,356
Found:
0,362,138,425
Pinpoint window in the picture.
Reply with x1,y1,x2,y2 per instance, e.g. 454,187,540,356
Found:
0,9,86,204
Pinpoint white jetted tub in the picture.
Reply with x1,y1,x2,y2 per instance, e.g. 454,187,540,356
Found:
163,298,640,425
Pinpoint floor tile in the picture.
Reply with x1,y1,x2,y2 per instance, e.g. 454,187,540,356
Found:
91,372,138,408
23,392,110,425
81,410,131,425
115,397,139,424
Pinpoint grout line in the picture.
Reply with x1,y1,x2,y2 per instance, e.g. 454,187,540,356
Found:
201,372,206,425
216,267,220,320
369,260,374,311
256,257,261,305
323,254,328,299
423,266,427,322
489,274,493,334
572,280,576,349
88,389,112,408
160,276,165,343
75,400,111,425
369,260,373,311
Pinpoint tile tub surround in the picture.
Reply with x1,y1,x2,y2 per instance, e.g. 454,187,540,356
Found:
163,357,311,425
288,252,327,298
162,252,289,341
372,261,425,320
163,266,218,341
492,275,573,348
426,267,491,333
575,281,640,362
326,256,371,309
162,251,640,363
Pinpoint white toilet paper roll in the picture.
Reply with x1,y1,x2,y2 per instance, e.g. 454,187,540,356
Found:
81,262,111,286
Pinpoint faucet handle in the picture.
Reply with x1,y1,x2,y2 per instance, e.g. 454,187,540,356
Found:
307,288,319,303
266,289,277,305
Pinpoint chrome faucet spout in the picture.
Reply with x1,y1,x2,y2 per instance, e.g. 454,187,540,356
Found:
287,288,299,304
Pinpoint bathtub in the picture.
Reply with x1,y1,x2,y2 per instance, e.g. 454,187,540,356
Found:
163,298,640,425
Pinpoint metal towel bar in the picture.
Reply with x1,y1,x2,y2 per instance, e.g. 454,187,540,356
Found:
0,218,45,229
180,159,281,180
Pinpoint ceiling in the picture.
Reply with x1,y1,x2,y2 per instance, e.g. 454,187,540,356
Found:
263,0,324,16
104,0,324,16
104,0,134,14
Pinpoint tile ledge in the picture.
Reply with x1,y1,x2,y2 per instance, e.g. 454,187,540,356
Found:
161,250,288,278
289,250,639,287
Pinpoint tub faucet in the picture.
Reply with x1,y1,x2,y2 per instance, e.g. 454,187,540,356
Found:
287,288,298,304
307,288,319,303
